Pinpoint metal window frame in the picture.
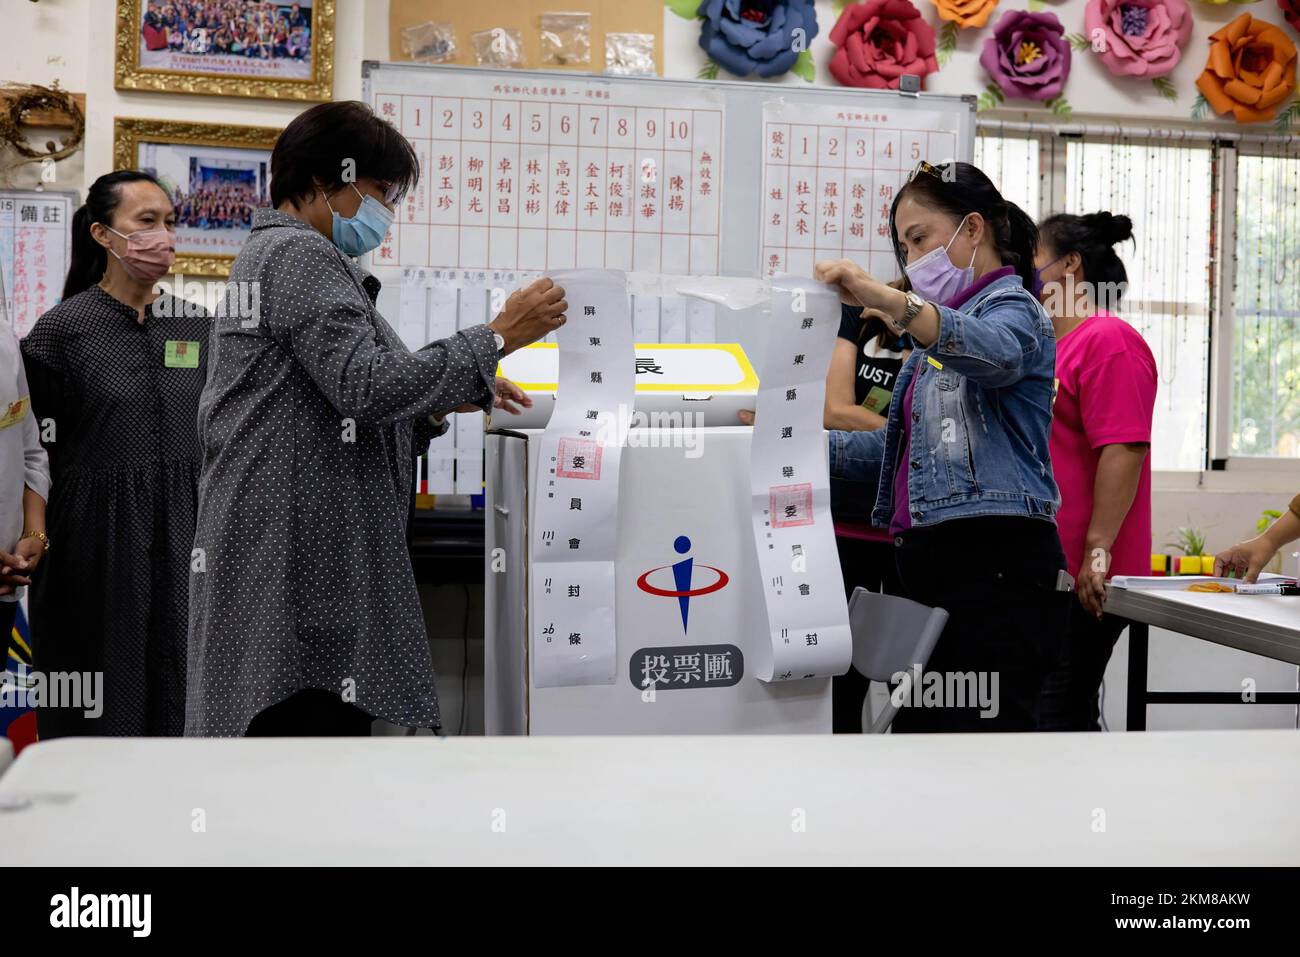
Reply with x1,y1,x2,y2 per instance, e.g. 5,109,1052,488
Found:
1209,139,1235,470
1212,139,1300,472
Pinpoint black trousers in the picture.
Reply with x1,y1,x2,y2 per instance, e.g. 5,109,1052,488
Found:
889,517,1070,733
245,689,374,737
832,534,900,733
1037,602,1128,731
0,600,16,651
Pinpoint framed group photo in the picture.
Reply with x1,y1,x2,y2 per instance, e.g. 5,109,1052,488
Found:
113,117,281,277
114,0,334,101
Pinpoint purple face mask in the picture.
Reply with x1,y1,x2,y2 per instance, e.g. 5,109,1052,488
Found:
904,214,976,304
1031,255,1063,300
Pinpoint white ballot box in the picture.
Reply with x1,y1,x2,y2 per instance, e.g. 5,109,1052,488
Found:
485,425,834,735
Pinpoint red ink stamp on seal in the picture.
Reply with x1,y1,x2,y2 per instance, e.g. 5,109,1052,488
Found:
557,437,602,480
769,483,814,528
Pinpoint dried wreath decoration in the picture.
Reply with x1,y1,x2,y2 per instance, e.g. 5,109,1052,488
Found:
0,81,85,166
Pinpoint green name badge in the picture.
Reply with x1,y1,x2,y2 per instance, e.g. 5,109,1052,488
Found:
863,386,893,415
165,340,200,368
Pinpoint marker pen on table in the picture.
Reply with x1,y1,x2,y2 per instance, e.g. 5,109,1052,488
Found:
1234,583,1300,595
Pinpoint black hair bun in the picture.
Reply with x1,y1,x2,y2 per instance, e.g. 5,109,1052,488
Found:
1083,211,1133,246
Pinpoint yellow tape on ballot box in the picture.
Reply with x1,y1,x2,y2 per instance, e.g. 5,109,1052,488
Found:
497,342,759,395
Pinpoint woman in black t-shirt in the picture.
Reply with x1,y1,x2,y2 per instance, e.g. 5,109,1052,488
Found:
828,303,907,431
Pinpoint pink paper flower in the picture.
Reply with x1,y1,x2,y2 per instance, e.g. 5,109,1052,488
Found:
1279,0,1300,35
1085,0,1193,79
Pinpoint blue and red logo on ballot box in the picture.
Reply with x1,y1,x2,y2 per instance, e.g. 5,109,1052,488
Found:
636,535,730,635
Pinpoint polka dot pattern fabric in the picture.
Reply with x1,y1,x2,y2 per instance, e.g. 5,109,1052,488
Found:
186,208,497,737
21,285,210,737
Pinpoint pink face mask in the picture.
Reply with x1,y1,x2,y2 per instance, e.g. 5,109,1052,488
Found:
102,225,176,283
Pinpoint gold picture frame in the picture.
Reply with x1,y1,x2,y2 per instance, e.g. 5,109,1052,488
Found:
114,117,281,277
115,0,334,101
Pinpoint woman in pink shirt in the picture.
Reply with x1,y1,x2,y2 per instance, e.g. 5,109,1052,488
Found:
1033,211,1156,731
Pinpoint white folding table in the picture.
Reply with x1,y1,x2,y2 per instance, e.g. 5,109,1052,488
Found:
1104,586,1300,731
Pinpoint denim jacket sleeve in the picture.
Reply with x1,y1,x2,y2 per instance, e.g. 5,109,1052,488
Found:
930,288,1046,389
828,426,885,490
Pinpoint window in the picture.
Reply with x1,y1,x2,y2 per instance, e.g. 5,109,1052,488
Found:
1064,139,1213,471
1231,148,1300,458
975,128,1300,470
974,132,1040,221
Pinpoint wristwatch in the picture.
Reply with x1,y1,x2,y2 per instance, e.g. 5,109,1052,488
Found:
491,331,506,354
895,291,926,331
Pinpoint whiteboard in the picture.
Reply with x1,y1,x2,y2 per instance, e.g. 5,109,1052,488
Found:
0,190,76,338
361,62,976,281
758,99,968,281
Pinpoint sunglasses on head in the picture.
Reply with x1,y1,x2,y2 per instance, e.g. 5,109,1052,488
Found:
906,160,949,185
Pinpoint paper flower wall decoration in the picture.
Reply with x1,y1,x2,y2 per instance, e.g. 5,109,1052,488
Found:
929,0,1000,29
1083,0,1194,78
1278,0,1300,32
980,10,1072,102
694,0,820,79
1195,12,1296,122
829,0,939,90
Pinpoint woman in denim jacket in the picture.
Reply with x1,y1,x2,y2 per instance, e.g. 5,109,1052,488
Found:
815,161,1068,733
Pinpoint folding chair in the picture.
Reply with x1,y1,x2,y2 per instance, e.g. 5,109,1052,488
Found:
847,587,948,733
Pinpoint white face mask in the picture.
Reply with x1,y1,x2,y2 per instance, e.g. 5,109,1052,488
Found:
905,214,977,304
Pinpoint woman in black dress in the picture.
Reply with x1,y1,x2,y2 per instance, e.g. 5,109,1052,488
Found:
22,170,210,737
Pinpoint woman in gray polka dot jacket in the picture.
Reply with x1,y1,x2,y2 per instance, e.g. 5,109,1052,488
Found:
186,102,567,736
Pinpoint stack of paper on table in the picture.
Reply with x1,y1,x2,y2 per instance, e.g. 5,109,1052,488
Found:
1109,573,1297,591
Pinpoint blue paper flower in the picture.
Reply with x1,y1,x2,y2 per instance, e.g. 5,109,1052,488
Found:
697,0,820,78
